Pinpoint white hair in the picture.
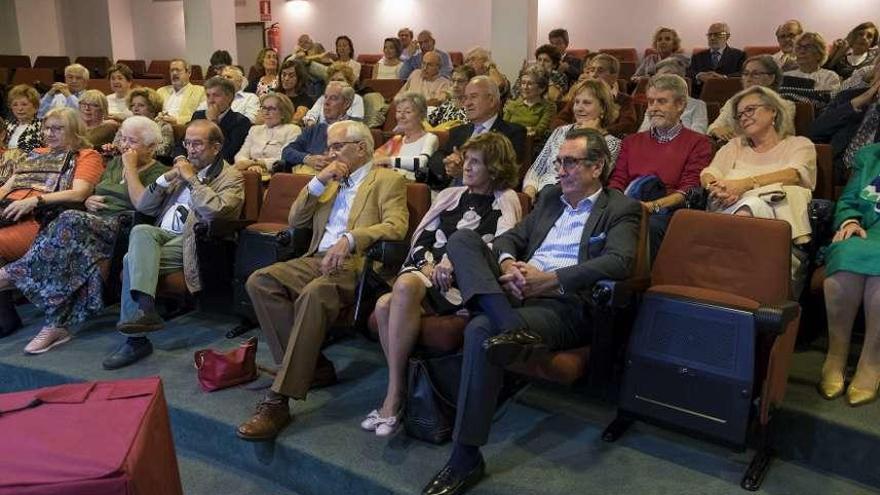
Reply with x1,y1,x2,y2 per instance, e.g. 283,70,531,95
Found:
327,120,375,155
120,115,162,148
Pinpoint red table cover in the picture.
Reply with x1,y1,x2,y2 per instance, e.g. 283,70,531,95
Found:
0,377,183,495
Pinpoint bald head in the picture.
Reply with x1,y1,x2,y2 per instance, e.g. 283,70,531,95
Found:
463,75,500,123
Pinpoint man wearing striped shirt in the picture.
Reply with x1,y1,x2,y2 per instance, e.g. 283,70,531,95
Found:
420,127,641,495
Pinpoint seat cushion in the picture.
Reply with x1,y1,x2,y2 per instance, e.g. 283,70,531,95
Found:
245,222,288,234
156,271,190,301
419,315,469,352
649,284,760,311
508,347,591,385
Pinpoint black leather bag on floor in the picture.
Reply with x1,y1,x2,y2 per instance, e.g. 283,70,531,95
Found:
404,353,461,444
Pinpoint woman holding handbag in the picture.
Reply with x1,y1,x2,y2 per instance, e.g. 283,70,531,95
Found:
362,132,522,437
0,116,166,353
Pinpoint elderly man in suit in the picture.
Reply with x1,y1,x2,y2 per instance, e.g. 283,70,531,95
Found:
157,59,207,125
237,120,409,441
420,127,641,495
427,76,527,189
186,76,252,164
687,22,747,97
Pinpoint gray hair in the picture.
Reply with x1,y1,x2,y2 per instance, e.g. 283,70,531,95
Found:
120,115,163,148
325,80,355,105
170,58,191,71
328,120,375,155
393,91,428,119
654,58,687,77
795,32,829,65
744,55,783,90
204,76,236,97
727,86,792,138
65,63,90,80
648,74,688,102
465,46,491,62
469,75,500,104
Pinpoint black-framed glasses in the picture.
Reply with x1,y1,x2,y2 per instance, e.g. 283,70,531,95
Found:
327,140,361,152
734,104,769,120
553,156,594,172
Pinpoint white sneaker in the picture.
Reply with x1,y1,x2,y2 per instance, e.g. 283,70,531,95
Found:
360,409,382,431
375,413,402,437
24,327,72,354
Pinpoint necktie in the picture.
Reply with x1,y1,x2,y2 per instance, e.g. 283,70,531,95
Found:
472,124,485,136
711,50,721,69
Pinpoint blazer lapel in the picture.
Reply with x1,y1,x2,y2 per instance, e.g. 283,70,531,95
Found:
309,182,339,252
579,190,609,260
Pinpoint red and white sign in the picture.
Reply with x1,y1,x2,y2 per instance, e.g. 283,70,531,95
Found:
259,0,272,22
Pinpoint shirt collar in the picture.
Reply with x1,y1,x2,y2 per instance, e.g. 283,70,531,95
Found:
560,187,602,211
474,114,499,132
650,122,683,143
343,162,372,188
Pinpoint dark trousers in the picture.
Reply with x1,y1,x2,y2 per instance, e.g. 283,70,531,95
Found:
648,211,672,261
446,229,586,446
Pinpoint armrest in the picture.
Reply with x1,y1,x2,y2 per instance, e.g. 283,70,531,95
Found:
754,301,800,336
590,276,650,309
193,218,255,240
364,240,409,269
276,227,311,260
808,199,835,251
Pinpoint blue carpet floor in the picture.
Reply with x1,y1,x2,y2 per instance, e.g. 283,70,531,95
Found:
1,306,878,495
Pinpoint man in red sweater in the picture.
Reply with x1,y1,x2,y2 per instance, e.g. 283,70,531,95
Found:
608,73,713,257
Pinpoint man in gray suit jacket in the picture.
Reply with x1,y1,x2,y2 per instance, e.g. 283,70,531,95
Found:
421,128,641,495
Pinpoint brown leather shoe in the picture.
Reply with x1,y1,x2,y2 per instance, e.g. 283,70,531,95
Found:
236,399,291,441
311,353,338,389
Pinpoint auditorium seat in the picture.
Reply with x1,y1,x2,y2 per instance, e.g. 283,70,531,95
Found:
566,49,589,61
34,56,70,81
87,78,112,94
449,51,463,67
599,48,638,63
0,67,8,85
133,78,165,90
117,59,147,77
618,61,636,80
356,54,382,65
0,54,31,70
794,101,815,137
363,78,405,103
10,68,54,88
190,64,204,81
698,77,742,103
359,64,374,81
744,46,780,58
706,101,721,125
604,209,800,491
143,60,171,81
75,56,111,79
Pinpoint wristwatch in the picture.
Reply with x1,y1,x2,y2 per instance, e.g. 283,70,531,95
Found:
651,202,661,214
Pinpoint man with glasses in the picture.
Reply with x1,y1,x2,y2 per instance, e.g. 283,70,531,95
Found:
237,120,408,441
185,76,252,164
399,30,453,80
610,74,712,258
773,20,804,72
396,51,451,105
398,27,419,63
157,59,207,125
687,22,746,96
103,120,245,369
280,81,355,173
420,127,641,495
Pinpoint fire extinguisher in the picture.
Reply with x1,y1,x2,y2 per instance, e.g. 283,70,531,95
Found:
266,23,281,53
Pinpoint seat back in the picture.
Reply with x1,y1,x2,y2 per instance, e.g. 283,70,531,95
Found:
706,101,721,126
359,64,374,81
87,78,112,94
699,77,742,103
363,78,405,103
33,55,70,78
565,48,589,60
117,59,147,77
652,209,791,303
75,56,111,78
10,68,54,87
356,53,382,64
794,101,814,137
618,61,637,80
133,78,165,90
598,48,638,62
190,64,204,82
240,169,263,222
257,173,312,224
449,52,463,67
744,46,779,58
814,144,833,201
405,182,431,239
0,55,30,69
0,67,8,85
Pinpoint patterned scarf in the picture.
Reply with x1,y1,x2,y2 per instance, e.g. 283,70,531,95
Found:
843,102,880,170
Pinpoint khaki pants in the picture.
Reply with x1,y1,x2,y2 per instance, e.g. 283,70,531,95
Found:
246,255,357,399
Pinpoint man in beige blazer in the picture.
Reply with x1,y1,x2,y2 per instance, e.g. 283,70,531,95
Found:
157,58,207,125
237,120,409,441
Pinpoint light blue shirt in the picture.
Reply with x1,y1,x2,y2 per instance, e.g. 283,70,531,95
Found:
399,49,453,80
308,162,373,252
525,188,602,272
38,90,84,119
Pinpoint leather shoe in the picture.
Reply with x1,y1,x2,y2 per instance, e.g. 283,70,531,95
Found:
102,338,153,370
422,458,485,495
311,353,338,389
483,329,547,367
237,399,292,441
117,309,165,334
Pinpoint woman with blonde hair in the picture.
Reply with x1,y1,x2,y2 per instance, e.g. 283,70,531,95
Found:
246,47,280,96
234,93,301,175
373,92,439,180
785,32,841,92
632,27,690,80
78,89,120,148
363,132,522,437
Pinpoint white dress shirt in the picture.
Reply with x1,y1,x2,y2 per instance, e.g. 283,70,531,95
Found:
308,163,373,252
232,91,260,122
156,166,211,234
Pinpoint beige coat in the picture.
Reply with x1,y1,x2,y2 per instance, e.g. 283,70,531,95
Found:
137,159,244,292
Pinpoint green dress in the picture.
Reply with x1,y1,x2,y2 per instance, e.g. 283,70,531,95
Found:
825,143,880,276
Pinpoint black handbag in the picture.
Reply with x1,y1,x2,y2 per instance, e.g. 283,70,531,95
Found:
404,353,462,444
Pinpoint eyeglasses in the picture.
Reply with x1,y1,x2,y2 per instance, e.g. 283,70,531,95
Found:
43,125,65,134
553,156,594,172
79,103,100,110
706,32,729,38
742,70,772,77
260,105,279,112
327,140,361,152
183,139,211,149
116,135,142,146
734,104,769,120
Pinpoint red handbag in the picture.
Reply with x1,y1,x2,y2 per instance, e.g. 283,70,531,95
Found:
193,337,259,392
